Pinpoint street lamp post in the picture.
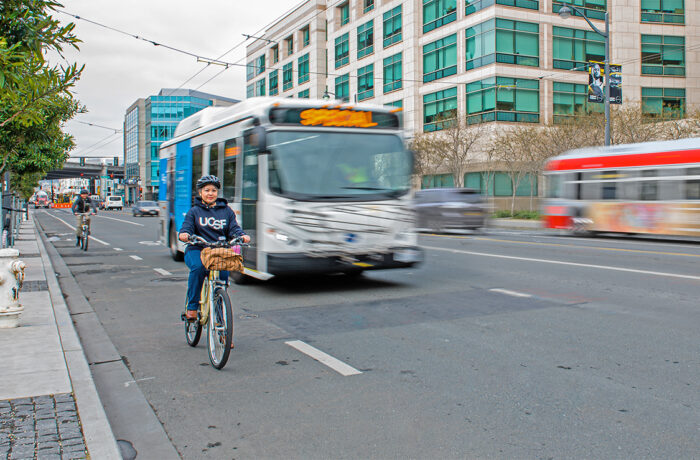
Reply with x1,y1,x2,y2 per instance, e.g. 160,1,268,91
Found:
559,6,610,146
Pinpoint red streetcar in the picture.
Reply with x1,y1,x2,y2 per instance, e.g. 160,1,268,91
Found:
542,137,700,238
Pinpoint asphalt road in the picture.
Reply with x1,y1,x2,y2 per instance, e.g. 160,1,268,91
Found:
34,208,700,459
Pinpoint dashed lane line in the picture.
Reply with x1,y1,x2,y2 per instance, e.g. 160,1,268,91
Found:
489,288,532,298
130,255,143,261
424,245,700,281
41,211,110,246
285,340,362,377
154,268,172,276
114,248,123,251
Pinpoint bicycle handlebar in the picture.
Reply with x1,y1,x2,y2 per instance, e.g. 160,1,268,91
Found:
188,235,250,248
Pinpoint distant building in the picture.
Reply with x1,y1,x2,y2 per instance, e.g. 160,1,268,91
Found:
123,89,239,202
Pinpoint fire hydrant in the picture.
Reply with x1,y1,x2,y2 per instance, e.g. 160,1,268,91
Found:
0,249,26,328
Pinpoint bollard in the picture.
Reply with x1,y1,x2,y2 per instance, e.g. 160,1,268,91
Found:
0,248,26,328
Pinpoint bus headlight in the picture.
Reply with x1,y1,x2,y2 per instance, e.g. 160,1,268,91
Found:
266,227,297,245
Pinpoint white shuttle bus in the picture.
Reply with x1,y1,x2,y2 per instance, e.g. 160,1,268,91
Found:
158,97,421,282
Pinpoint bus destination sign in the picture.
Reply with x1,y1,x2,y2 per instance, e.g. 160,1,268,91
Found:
269,107,399,129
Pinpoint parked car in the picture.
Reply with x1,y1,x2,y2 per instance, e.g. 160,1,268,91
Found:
104,195,124,210
413,188,486,233
132,200,159,217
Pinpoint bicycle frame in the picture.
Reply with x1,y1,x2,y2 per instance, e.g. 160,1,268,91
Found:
198,269,227,326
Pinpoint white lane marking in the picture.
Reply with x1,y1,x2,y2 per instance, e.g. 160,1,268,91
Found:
114,247,123,251
139,241,162,246
93,214,144,227
124,377,155,387
42,211,110,245
490,288,532,298
424,245,700,281
130,255,143,261
285,340,362,377
154,268,172,276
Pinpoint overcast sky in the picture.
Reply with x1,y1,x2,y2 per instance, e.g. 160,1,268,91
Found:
55,0,300,161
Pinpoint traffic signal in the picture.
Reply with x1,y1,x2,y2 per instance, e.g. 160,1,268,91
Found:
79,158,85,166
113,156,119,166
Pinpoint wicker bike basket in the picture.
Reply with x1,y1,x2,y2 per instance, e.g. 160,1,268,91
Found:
200,247,244,272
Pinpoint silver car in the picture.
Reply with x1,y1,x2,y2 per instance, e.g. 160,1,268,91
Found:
414,188,486,233
132,200,160,217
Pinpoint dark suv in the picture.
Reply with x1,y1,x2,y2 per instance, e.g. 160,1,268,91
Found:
414,188,486,233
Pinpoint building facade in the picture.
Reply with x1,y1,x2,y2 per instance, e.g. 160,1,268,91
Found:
245,0,699,204
122,89,239,202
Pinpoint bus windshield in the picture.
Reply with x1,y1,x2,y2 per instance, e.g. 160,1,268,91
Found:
267,131,411,201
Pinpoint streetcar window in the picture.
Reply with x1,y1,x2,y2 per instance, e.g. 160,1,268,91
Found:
546,174,561,198
640,170,658,201
601,170,617,200
686,167,700,199
209,144,219,178
581,172,600,200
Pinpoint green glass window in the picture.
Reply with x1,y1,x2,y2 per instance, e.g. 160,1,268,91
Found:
641,35,685,76
383,5,402,48
423,0,457,33
552,26,605,71
385,100,403,108
364,0,374,13
272,45,279,63
256,55,265,75
246,62,255,81
246,84,254,98
254,78,265,97
301,26,310,47
269,70,279,96
464,172,537,195
357,64,374,101
642,0,684,23
340,2,350,26
466,19,539,70
423,87,458,132
383,53,402,93
466,0,539,16
466,77,539,124
423,34,457,83
357,20,374,59
553,81,601,122
286,36,294,56
335,73,350,101
552,0,607,20
642,87,685,119
283,62,293,91
298,89,310,99
422,174,455,189
335,33,350,68
298,53,310,84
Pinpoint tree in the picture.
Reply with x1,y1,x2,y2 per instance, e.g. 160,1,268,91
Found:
410,116,484,188
491,125,541,214
0,0,83,188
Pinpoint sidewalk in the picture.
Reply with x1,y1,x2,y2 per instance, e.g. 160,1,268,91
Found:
0,217,121,459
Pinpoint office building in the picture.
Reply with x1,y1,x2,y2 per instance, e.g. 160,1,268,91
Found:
123,89,239,202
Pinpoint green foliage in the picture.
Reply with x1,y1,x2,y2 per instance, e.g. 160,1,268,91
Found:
0,0,83,180
11,171,43,200
493,210,540,220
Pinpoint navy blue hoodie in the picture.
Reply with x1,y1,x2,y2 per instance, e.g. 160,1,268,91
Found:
179,197,245,252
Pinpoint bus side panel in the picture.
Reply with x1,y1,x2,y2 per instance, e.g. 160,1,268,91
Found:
158,158,168,201
174,140,192,233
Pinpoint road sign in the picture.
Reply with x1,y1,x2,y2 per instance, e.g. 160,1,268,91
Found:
588,62,622,104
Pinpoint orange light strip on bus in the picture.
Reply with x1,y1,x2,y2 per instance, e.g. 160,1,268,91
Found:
300,108,378,128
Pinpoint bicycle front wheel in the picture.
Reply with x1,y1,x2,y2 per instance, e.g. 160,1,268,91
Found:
81,233,89,251
207,286,233,369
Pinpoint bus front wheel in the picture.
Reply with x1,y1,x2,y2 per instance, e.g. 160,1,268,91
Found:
170,226,184,261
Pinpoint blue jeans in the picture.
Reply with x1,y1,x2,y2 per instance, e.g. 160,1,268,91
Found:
184,249,229,311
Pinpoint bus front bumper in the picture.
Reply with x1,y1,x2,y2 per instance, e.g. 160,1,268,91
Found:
266,247,423,276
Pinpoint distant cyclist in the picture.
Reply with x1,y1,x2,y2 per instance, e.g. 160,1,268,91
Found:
71,189,97,246
178,176,250,321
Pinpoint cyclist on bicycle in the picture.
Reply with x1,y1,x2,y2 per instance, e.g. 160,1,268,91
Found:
178,175,250,320
71,189,97,246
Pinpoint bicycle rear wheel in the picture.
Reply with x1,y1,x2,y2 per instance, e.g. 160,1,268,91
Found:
185,300,202,347
207,286,233,369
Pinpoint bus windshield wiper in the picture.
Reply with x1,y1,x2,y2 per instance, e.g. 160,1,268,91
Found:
340,186,393,191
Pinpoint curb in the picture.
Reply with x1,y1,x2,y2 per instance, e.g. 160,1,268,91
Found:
33,215,122,459
487,218,542,230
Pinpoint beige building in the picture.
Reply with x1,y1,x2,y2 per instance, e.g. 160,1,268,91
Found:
246,0,698,202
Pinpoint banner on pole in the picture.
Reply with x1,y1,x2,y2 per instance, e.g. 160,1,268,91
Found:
588,61,622,104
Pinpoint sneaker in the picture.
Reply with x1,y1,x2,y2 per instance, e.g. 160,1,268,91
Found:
185,310,198,321
76,237,80,247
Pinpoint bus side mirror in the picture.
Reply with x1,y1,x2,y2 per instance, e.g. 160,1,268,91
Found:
253,126,268,154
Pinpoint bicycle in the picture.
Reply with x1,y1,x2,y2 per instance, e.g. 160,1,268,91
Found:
75,212,93,251
181,235,248,370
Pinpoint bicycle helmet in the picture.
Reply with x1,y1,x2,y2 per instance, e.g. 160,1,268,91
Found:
79,189,89,195
196,175,221,190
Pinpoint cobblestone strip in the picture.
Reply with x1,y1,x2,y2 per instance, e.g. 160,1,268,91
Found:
0,393,87,460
